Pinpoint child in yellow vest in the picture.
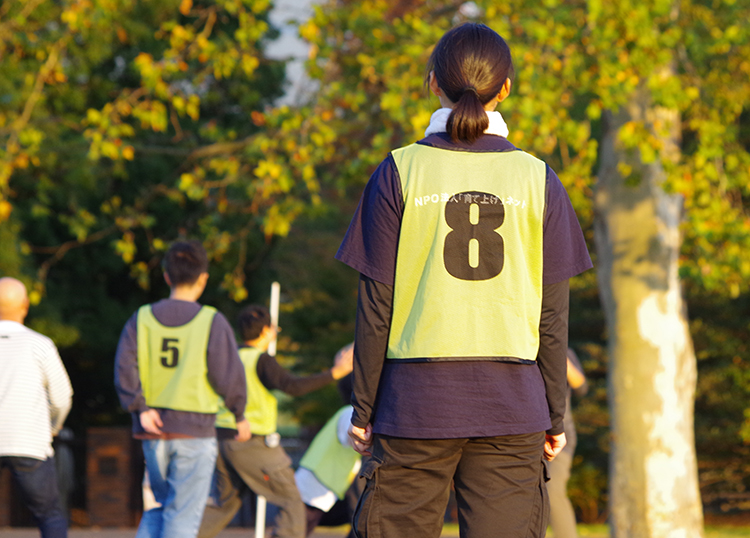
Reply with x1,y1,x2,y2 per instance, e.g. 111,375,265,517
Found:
115,240,250,538
197,305,353,538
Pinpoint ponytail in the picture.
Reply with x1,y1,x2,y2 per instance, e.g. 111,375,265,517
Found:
447,88,490,144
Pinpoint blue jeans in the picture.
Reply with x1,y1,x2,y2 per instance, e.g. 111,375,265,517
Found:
0,456,67,538
137,437,218,538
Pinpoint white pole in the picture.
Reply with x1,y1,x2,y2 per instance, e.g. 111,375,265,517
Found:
255,494,267,538
268,281,280,357
256,281,280,537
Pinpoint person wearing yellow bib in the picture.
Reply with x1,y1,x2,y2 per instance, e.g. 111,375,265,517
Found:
295,374,362,538
197,305,353,538
336,23,593,538
114,240,250,538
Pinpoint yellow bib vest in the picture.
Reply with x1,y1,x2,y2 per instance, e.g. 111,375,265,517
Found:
215,346,278,434
136,304,220,412
388,144,546,362
299,406,361,499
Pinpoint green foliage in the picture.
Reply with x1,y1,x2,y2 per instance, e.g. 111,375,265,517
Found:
0,0,309,304
690,289,750,515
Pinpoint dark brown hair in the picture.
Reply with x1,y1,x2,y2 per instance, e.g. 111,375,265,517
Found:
162,240,208,286
427,23,514,144
237,304,271,341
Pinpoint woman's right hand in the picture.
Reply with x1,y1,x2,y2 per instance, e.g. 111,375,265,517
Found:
348,422,373,456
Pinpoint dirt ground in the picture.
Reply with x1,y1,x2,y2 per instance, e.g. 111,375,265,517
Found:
2,528,344,538
0,526,462,537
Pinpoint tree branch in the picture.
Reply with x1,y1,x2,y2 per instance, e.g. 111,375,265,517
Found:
9,38,67,146
132,135,256,159
34,225,117,282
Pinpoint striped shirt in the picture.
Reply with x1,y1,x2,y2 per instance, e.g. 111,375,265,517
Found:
0,320,73,460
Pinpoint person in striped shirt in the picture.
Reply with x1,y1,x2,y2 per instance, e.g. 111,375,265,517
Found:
0,277,73,538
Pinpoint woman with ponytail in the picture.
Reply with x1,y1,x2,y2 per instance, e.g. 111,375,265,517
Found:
337,22,592,538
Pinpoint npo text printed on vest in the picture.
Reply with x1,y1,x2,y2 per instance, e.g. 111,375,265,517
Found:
414,192,527,209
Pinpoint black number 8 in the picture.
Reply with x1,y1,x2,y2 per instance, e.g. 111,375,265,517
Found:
443,191,504,281
161,338,180,368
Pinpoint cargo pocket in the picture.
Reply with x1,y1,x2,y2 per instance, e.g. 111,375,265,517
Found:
526,458,550,538
352,455,384,538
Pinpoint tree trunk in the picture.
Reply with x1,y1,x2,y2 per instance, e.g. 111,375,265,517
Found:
593,85,704,537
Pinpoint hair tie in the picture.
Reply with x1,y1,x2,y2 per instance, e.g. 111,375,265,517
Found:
463,86,480,98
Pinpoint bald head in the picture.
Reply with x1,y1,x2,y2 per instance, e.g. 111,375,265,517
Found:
0,277,30,323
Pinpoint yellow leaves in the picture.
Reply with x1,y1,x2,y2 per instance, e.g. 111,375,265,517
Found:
100,140,120,160
617,162,633,178
101,196,122,215
185,95,200,120
132,101,168,132
85,102,140,160
358,54,378,83
179,172,195,189
250,0,271,13
18,128,44,148
86,108,103,124
724,153,740,172
130,261,151,290
724,25,740,41
617,120,666,164
241,54,260,76
213,48,240,79
114,232,136,264
134,52,154,71
0,200,12,222
61,0,95,31
254,160,283,180
172,94,201,120
209,157,240,178
60,209,97,242
179,0,193,16
27,287,42,307
302,164,315,183
310,132,325,147
380,92,402,112
299,19,320,41
221,272,248,303
167,23,196,50
47,69,67,84
410,109,432,136
263,204,294,238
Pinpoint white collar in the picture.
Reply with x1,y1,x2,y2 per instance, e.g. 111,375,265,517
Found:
0,320,25,332
424,107,509,138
